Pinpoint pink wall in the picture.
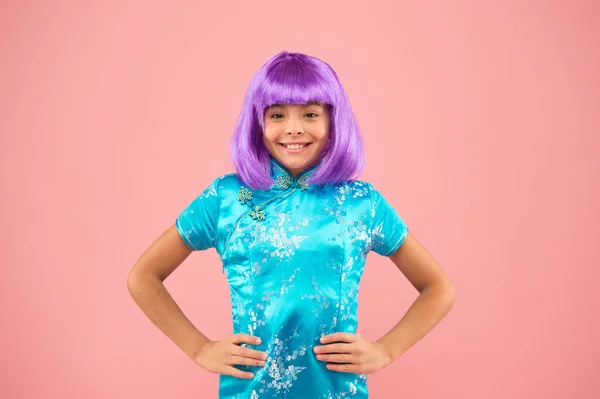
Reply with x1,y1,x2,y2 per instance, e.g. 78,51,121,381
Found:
2,1,598,398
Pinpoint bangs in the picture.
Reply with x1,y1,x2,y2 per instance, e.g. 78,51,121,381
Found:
255,61,335,126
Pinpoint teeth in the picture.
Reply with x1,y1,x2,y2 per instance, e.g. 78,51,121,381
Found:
284,144,307,149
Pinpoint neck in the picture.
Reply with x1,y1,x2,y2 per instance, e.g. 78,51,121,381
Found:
271,157,320,179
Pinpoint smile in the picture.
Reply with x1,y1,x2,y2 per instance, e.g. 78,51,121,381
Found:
278,143,313,152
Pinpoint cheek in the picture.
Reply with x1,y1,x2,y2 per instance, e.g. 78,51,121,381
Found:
263,127,278,143
314,129,329,143
314,122,330,141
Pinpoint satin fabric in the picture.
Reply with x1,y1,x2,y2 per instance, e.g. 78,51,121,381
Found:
176,156,408,398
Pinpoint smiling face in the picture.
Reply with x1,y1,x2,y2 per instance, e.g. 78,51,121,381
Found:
263,101,330,178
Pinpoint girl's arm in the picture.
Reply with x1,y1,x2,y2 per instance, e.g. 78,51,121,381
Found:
376,232,456,362
127,225,210,361
127,225,267,378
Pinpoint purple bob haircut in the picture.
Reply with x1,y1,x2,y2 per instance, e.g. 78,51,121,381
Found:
229,51,366,191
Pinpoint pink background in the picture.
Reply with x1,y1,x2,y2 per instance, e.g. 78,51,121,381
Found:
2,1,599,398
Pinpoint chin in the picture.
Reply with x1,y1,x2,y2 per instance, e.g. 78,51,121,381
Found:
287,156,319,169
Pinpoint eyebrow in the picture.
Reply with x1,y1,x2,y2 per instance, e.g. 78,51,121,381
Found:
268,100,323,108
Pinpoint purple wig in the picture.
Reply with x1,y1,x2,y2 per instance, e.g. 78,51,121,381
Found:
229,51,366,191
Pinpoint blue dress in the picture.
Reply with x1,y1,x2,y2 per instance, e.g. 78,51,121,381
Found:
176,156,409,398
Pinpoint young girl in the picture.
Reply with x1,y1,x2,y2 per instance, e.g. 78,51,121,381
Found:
128,51,455,398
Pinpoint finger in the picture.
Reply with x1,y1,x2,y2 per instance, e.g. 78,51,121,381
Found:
316,343,354,354
326,363,361,374
320,332,356,344
230,355,267,367
232,345,269,361
316,353,355,364
222,365,255,379
230,334,262,346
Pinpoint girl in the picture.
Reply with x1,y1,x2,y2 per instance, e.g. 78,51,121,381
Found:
128,51,455,398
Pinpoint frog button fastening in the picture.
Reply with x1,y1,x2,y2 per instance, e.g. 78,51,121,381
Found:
297,175,309,191
237,187,253,204
237,186,267,221
249,205,266,221
278,174,309,191
277,175,291,189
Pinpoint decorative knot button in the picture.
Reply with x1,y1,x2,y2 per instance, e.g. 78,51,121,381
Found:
237,187,253,204
237,186,267,222
297,175,309,191
277,174,309,191
249,205,266,221
277,175,291,189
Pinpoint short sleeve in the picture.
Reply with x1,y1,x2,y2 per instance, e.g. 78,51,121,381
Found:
175,176,222,251
368,184,409,256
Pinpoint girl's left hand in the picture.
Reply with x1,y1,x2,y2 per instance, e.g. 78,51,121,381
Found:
313,332,392,374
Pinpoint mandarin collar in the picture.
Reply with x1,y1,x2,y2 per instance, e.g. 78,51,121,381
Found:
270,156,322,191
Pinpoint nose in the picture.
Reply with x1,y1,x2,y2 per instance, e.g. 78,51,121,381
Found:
286,124,304,135
285,117,304,135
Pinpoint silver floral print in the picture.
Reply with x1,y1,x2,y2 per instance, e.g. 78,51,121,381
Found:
175,156,409,398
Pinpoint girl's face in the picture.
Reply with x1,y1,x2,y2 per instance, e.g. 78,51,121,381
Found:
263,101,330,178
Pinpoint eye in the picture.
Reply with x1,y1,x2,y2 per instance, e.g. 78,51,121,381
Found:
269,112,318,119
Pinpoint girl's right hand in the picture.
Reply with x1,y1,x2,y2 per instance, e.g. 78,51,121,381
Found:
194,334,268,379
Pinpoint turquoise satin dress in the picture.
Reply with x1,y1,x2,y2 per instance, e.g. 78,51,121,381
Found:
176,156,408,398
